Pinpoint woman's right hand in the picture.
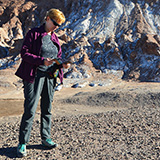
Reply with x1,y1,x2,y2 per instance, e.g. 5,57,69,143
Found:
62,62,71,69
44,58,53,66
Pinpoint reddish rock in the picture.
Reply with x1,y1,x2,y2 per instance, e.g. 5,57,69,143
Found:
136,34,160,56
0,6,4,16
93,41,101,49
130,51,138,60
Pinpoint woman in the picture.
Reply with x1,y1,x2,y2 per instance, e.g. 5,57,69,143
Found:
15,8,68,157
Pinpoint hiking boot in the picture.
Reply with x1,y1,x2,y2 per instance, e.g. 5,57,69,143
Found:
17,144,27,157
42,138,58,148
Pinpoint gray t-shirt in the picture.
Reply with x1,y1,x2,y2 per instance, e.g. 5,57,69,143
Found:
38,34,58,72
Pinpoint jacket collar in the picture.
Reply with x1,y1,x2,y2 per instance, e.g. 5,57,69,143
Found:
40,24,58,42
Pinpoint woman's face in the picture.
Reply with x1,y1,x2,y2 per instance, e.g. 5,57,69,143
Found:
45,16,60,32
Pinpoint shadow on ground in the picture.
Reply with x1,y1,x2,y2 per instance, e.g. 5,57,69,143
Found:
0,145,51,158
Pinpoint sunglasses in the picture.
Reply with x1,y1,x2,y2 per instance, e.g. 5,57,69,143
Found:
50,18,60,27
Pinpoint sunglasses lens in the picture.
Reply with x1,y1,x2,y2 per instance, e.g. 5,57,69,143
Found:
51,19,60,27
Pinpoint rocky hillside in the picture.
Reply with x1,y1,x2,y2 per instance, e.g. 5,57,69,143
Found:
0,0,160,82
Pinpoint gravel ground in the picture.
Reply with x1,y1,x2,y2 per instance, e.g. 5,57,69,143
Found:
0,82,160,159
0,105,160,160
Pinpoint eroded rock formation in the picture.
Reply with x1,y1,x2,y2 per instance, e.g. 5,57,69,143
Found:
0,0,160,82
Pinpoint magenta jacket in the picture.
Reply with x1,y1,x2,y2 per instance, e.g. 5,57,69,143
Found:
15,24,63,83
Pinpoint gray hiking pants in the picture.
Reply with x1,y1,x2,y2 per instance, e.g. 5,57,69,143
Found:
19,70,56,144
